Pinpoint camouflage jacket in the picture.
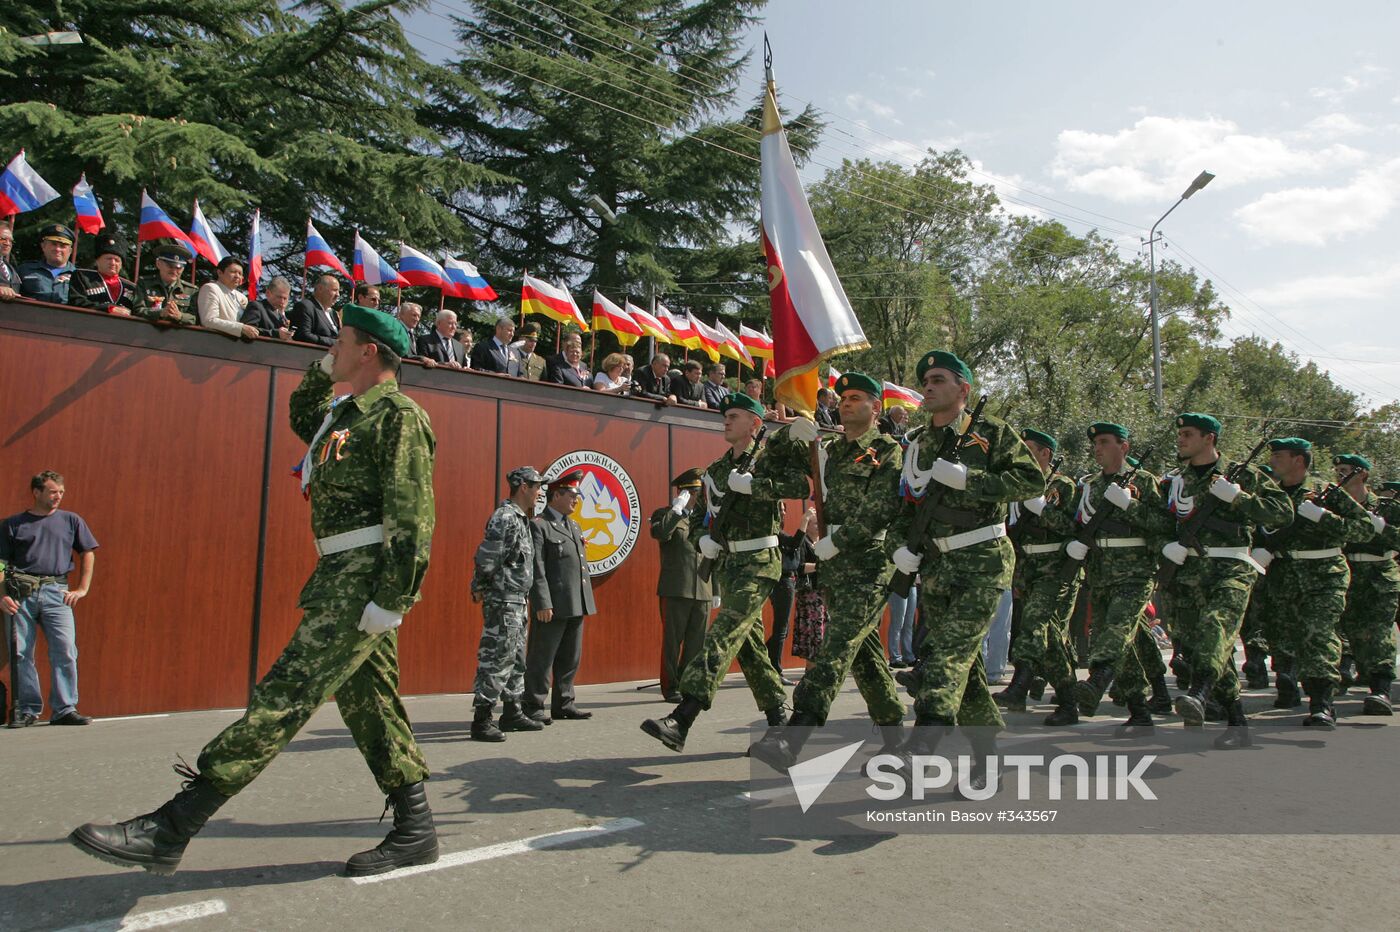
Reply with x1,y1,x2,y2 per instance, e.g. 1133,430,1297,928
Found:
890,410,1045,590
691,424,811,560
814,424,903,579
1344,491,1400,586
290,361,436,613
1010,469,1078,580
133,277,196,326
1157,458,1291,584
1071,466,1168,586
472,499,535,604
1259,476,1373,581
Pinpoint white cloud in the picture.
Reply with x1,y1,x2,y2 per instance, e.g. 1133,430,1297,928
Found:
1300,112,1369,139
842,93,899,123
1309,63,1389,106
1234,158,1400,245
1250,260,1400,306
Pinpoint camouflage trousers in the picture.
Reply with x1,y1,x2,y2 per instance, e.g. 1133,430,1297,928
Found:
1010,563,1081,688
677,553,786,713
198,592,429,797
790,564,904,725
1265,564,1347,684
473,600,528,710
1338,564,1399,681
912,580,1003,728
1084,576,1157,673
1240,579,1275,657
1163,561,1255,704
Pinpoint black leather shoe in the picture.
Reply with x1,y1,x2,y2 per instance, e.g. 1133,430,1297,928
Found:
344,782,439,877
8,711,37,729
551,706,592,720
70,767,229,875
527,709,553,725
52,711,92,726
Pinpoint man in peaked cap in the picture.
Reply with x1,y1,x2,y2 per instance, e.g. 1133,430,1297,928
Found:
1333,454,1400,714
134,240,196,326
650,467,713,702
68,233,136,315
18,223,76,303
71,302,439,877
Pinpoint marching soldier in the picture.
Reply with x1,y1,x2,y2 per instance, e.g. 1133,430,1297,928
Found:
133,242,197,326
649,468,712,702
1335,455,1399,715
748,372,905,769
640,393,811,753
1255,438,1374,727
67,234,136,315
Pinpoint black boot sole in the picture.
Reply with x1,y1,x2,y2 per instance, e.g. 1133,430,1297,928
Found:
68,826,181,876
499,721,544,732
1073,682,1103,717
1043,711,1080,726
344,843,440,877
1363,696,1394,715
748,739,795,771
1302,714,1336,729
640,719,685,753
470,729,506,742
1148,697,1174,716
1213,728,1253,749
1175,695,1206,726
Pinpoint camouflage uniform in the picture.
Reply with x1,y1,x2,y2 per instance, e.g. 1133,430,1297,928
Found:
471,499,536,710
1008,470,1080,691
133,277,197,325
1339,491,1400,683
196,361,434,796
790,425,905,725
892,410,1045,727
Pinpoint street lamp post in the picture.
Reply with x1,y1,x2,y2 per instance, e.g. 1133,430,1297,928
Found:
1148,170,1214,411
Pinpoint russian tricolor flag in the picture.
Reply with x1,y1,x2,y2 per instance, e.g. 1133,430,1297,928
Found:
187,198,228,264
398,242,449,291
0,150,60,216
305,220,349,277
247,209,263,301
138,190,192,244
352,232,407,286
72,174,104,234
444,256,497,301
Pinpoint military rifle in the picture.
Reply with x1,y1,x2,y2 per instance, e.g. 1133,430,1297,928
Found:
1157,436,1271,588
697,425,768,583
1057,447,1153,582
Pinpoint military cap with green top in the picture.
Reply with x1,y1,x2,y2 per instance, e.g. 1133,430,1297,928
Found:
342,302,412,358
1087,421,1130,441
834,371,882,399
719,391,765,418
915,349,972,384
1334,453,1372,471
1381,480,1400,493
1176,412,1222,435
1020,427,1057,452
671,467,705,489
1268,437,1312,453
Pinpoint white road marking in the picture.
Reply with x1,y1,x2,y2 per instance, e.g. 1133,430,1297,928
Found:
96,713,170,723
56,898,228,932
349,817,645,885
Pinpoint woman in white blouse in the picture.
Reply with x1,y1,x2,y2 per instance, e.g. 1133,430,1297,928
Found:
197,257,257,339
591,352,630,393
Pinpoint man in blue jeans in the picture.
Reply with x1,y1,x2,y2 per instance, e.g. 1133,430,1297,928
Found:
0,470,99,727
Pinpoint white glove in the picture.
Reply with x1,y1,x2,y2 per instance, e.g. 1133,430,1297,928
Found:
698,535,722,559
318,352,336,376
727,470,754,495
1065,539,1090,561
1103,483,1134,510
1162,542,1189,565
930,458,968,491
1250,547,1274,570
813,535,839,561
892,546,922,574
1297,500,1326,523
358,601,403,635
1210,476,1242,504
1022,496,1047,516
670,491,691,515
787,417,819,443
1371,513,1387,534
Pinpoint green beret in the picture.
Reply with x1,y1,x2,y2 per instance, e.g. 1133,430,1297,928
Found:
1020,427,1057,452
719,391,765,418
1381,481,1400,493
342,302,411,358
672,467,705,489
1175,412,1221,436
915,350,972,385
1268,437,1312,453
1334,453,1372,471
1088,421,1130,441
834,371,882,400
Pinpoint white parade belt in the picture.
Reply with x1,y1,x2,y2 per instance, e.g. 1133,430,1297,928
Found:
1347,551,1397,563
932,523,1006,554
1287,547,1343,560
1021,542,1063,555
1185,545,1267,574
315,524,385,557
825,524,887,541
1095,537,1147,548
725,535,779,554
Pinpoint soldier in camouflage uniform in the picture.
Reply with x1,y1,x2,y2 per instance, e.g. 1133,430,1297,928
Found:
1237,466,1279,689
1255,437,1375,727
641,392,810,753
470,465,548,741
1155,413,1291,743
133,242,197,326
749,373,905,769
71,304,439,877
1335,455,1399,715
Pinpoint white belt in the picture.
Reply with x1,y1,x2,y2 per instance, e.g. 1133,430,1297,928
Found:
932,523,1007,554
1190,545,1267,574
726,535,779,553
1348,551,1397,563
1021,542,1063,555
315,524,385,557
826,524,887,541
1288,548,1343,560
1095,537,1147,549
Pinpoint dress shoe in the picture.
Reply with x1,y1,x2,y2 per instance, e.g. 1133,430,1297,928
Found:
7,711,37,729
552,706,592,720
527,709,554,725
499,702,543,732
52,711,92,726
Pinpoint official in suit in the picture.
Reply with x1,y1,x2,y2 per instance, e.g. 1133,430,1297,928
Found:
242,276,294,340
633,353,675,402
668,360,707,407
542,333,590,386
290,273,341,346
470,316,522,375
416,310,466,367
649,468,712,702
525,470,597,723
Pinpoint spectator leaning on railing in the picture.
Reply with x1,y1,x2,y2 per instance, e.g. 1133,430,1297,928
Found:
471,316,521,375
67,234,136,316
668,359,707,408
196,257,257,340
18,224,76,304
702,363,728,410
133,242,197,326
0,221,19,298
592,353,630,394
543,333,590,387
417,310,466,368
290,273,341,347
633,353,676,402
242,276,294,341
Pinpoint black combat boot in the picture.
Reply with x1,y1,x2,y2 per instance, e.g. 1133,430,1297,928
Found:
876,721,905,757
1242,646,1271,689
69,764,230,875
1174,671,1218,726
895,664,921,695
1214,700,1252,749
748,710,818,771
1074,665,1114,716
1363,673,1394,716
1170,650,1190,691
1302,679,1336,728
1273,657,1302,708
1147,674,1174,716
1204,698,1227,722
1117,695,1154,736
1338,654,1357,693
956,729,999,798
1043,681,1080,726
344,782,439,877
641,696,703,752
993,663,1034,712
470,705,506,742
499,701,544,732
899,715,952,772
1028,677,1047,702
744,705,791,758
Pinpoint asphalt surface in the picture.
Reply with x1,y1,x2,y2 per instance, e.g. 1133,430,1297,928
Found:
3,671,1399,931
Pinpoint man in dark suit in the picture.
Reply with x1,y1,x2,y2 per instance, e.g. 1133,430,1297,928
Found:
668,359,707,407
416,310,466,368
525,470,597,723
470,316,521,375
633,353,675,401
289,273,341,346
542,333,590,386
649,468,712,701
0,220,21,299
242,276,294,340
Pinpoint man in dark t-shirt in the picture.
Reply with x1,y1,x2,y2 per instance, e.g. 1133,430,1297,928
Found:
0,470,99,727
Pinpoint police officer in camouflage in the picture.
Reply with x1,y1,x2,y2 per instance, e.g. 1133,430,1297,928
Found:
470,465,548,741
749,372,905,769
1335,455,1399,715
133,242,197,326
70,304,439,877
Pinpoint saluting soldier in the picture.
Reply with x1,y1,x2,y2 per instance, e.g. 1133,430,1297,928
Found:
71,304,440,877
17,224,76,303
133,242,197,326
649,468,712,703
67,234,136,315
1254,437,1374,727
749,372,905,769
1334,455,1399,715
640,393,811,753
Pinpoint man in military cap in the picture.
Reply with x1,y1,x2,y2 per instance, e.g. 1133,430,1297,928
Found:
1254,437,1373,727
511,321,547,381
68,234,136,315
641,393,811,752
71,304,440,877
133,242,196,326
650,467,713,702
470,465,548,741
749,372,906,769
1334,455,1399,715
1155,414,1291,743
18,224,76,303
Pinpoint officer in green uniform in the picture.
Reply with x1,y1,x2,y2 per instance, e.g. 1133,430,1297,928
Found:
748,372,905,769
640,393,810,753
133,242,197,326
1335,454,1399,715
649,467,713,702
70,304,439,877
67,234,137,314
1255,437,1374,727
1156,413,1291,742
